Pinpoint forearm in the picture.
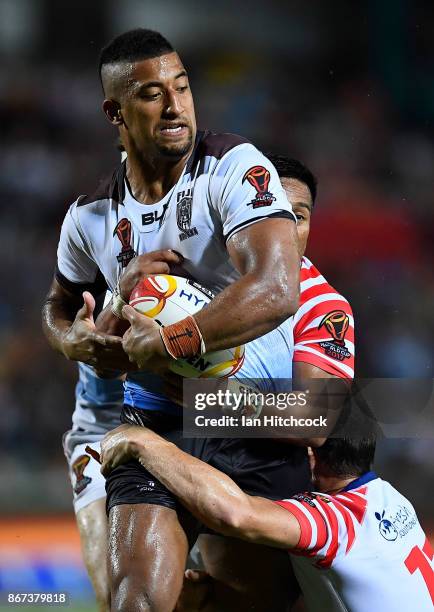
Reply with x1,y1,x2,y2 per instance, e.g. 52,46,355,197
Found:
42,296,76,355
135,439,251,536
195,219,300,352
195,271,299,352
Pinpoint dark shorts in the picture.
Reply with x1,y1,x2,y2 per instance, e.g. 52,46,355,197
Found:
106,406,311,518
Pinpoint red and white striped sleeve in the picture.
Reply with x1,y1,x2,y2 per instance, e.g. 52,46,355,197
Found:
275,488,367,568
292,258,355,379
275,496,330,556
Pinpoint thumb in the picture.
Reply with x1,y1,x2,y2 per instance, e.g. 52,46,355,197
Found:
122,304,139,323
76,291,95,321
184,569,210,583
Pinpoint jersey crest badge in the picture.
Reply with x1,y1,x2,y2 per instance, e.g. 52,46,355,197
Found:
375,510,399,541
176,189,198,241
72,454,92,495
243,166,276,209
319,310,351,361
114,218,137,267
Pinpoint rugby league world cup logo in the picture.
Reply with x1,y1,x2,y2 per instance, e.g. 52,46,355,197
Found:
319,310,351,361
114,218,136,268
243,165,276,208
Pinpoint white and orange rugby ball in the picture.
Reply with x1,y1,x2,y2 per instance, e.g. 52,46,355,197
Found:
129,275,245,378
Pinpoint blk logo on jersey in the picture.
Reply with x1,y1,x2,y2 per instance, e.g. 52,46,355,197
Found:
141,203,169,230
72,454,92,495
242,166,276,209
176,189,198,241
318,310,351,361
114,218,136,268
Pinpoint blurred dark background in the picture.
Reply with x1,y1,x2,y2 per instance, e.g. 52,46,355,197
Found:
0,0,433,524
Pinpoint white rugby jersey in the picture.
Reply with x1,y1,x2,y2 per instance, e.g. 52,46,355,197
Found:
65,257,356,434
56,131,295,297
276,473,434,611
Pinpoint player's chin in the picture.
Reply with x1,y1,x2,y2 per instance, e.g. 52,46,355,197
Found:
156,135,193,158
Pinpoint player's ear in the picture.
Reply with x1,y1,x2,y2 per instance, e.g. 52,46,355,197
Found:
103,99,123,126
308,447,316,475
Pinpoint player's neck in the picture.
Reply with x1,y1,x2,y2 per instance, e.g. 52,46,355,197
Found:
125,152,189,205
316,474,358,495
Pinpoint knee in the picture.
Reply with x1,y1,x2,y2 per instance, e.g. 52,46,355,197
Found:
110,573,160,612
111,576,149,612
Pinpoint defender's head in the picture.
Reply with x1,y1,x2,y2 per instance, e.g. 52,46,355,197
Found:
100,29,196,160
311,435,376,483
267,154,317,257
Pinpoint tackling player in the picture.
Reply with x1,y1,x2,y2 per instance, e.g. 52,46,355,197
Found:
100,427,434,612
43,28,304,612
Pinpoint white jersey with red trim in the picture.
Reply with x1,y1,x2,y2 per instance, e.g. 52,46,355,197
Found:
276,473,434,611
235,256,355,385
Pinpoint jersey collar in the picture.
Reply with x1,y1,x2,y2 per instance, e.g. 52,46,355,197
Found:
343,471,378,491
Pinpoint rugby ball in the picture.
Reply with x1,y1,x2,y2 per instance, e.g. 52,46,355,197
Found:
129,275,245,378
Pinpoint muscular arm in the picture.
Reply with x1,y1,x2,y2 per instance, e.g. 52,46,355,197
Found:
272,361,350,447
195,218,299,351
100,427,301,549
42,278,83,355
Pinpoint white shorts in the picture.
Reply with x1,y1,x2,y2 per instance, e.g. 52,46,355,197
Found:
64,438,106,514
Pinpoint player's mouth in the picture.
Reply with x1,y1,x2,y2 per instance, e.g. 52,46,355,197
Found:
159,123,189,138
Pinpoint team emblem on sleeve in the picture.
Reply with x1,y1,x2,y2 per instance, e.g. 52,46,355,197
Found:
375,510,399,541
72,454,92,495
114,218,137,268
242,165,276,209
318,310,351,361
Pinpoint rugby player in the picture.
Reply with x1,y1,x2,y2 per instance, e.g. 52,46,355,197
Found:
100,427,434,612
42,28,308,612
64,153,353,611
67,155,354,606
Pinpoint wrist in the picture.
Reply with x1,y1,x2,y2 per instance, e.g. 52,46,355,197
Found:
118,275,132,302
153,329,170,359
160,315,205,360
60,328,72,359
111,280,128,319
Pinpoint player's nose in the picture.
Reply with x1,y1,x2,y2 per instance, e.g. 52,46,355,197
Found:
163,90,183,116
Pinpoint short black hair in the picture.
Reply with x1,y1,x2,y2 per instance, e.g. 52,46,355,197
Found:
315,435,376,477
99,28,174,76
267,154,318,203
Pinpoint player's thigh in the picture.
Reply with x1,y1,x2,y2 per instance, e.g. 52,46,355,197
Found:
109,503,189,611
199,533,298,612
76,498,109,604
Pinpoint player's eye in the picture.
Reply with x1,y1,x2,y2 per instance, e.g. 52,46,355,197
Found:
142,91,161,100
177,85,189,93
295,213,305,221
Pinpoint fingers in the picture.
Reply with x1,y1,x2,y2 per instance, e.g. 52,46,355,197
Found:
184,569,211,583
147,261,171,275
76,291,96,321
121,304,140,324
150,249,183,265
92,331,123,347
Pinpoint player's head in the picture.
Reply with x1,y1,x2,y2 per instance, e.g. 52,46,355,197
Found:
267,154,317,257
311,435,376,483
99,29,196,160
